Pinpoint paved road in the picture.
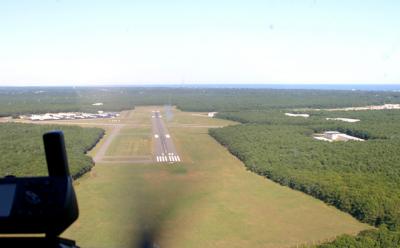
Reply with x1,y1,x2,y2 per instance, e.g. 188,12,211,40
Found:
151,110,181,163
93,125,124,163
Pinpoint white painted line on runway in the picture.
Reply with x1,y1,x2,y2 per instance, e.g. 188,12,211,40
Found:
155,155,181,163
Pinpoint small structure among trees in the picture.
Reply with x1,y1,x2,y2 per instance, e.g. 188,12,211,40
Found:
314,131,364,142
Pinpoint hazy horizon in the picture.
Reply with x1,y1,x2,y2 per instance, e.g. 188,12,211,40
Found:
2,83,400,92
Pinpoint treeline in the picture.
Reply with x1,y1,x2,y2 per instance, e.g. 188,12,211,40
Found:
312,226,400,248
218,109,400,139
0,123,104,179
0,87,83,117
211,109,400,247
217,110,326,125
2,87,400,116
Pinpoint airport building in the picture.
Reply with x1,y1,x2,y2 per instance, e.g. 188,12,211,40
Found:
21,111,119,121
314,131,364,142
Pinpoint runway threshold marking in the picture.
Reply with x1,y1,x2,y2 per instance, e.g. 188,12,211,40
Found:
155,155,181,163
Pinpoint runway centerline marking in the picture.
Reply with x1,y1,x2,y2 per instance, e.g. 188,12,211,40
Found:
152,110,181,164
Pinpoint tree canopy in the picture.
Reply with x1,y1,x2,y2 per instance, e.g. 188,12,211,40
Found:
0,123,104,179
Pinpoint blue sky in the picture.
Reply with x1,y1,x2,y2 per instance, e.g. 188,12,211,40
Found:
0,0,399,85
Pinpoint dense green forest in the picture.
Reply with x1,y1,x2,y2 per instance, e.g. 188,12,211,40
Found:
1,87,400,116
217,109,400,139
0,123,104,179
211,109,400,247
313,226,400,248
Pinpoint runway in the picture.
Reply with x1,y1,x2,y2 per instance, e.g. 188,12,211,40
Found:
151,110,181,163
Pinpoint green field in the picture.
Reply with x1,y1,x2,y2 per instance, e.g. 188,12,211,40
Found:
62,107,369,248
105,133,151,156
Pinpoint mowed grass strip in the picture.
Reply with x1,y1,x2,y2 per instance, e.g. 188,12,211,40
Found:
63,107,370,248
105,129,151,156
125,107,152,125
169,109,234,126
159,127,369,248
120,126,151,135
105,135,151,156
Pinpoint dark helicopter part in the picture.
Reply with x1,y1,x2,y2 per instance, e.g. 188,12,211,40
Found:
0,131,79,247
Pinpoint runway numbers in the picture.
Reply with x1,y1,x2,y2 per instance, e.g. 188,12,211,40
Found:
155,155,181,163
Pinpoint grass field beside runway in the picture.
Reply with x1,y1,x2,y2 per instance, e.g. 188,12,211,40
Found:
168,110,227,126
105,135,151,156
63,107,370,248
120,126,151,135
105,126,152,157
125,107,152,125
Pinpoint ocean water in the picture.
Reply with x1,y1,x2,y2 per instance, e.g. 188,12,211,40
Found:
117,84,400,91
9,84,400,92
171,84,400,91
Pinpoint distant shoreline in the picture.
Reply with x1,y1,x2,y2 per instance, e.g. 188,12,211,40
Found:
1,84,400,91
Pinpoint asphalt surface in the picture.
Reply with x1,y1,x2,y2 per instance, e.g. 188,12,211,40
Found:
151,110,181,163
93,125,124,163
